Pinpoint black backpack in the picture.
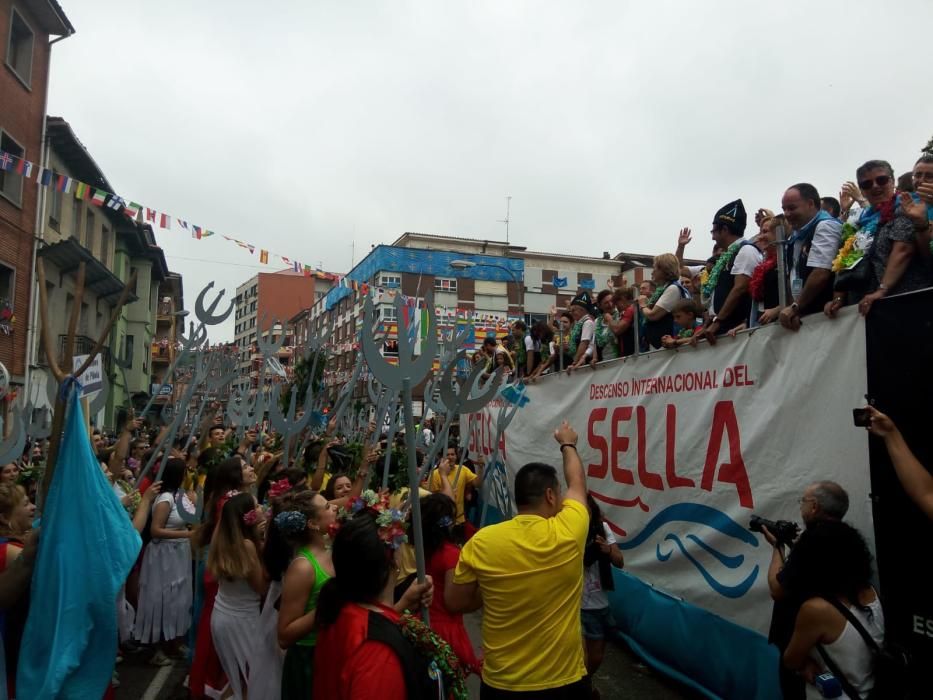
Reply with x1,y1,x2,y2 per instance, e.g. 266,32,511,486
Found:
816,597,911,700
367,611,442,700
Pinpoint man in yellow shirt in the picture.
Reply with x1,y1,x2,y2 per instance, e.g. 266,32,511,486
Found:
446,421,590,698
428,445,483,539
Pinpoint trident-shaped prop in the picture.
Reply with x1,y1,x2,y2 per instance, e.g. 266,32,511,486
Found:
361,292,439,623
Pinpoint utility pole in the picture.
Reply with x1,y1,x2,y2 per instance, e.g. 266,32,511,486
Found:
498,196,512,243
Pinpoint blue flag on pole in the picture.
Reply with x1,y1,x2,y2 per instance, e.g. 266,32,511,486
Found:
552,276,568,288
17,385,141,699
578,278,596,290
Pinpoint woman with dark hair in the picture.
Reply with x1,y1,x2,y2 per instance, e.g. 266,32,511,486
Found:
422,493,481,675
314,500,449,699
783,521,883,699
208,493,268,700
581,494,624,691
276,490,337,698
322,473,352,501
134,458,193,664
826,159,933,318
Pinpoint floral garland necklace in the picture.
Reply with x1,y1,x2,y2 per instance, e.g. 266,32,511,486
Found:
645,283,668,308
701,240,742,300
831,193,898,272
594,310,617,347
398,612,470,699
677,326,696,339
748,249,777,302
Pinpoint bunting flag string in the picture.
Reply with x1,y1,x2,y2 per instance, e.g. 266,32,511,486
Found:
0,147,341,284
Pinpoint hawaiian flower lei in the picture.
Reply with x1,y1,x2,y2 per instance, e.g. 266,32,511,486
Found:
748,255,777,302
831,194,898,272
399,612,470,699
644,283,668,308
594,309,618,348
330,489,409,550
701,240,742,300
676,327,696,339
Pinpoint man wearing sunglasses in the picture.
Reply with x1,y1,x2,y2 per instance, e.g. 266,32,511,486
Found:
778,183,843,331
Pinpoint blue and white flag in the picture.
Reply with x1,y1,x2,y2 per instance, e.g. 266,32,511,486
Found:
552,276,568,288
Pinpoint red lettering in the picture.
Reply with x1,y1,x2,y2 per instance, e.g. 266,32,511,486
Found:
665,404,695,488
610,406,635,485
701,401,753,508
636,405,663,490
587,408,609,478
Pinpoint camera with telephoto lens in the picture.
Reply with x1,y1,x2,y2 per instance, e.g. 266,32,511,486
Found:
749,515,800,546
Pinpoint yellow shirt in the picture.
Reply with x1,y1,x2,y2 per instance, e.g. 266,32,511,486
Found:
428,465,477,524
390,486,432,579
454,498,589,691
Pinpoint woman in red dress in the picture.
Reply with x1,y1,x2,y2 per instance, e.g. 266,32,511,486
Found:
421,493,481,674
313,495,447,700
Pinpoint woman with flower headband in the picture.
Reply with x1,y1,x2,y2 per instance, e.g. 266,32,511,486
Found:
314,491,467,700
275,490,337,698
207,492,269,699
421,492,482,676
825,159,933,318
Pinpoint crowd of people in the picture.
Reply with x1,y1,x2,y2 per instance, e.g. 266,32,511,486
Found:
1,154,931,700
478,156,933,381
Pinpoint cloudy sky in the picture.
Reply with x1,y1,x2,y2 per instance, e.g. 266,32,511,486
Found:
47,0,933,341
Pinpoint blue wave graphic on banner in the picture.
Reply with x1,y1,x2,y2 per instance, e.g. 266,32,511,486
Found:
616,503,759,598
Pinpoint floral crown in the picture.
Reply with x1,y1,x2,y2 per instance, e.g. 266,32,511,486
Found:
329,489,408,550
267,478,293,500
242,508,262,526
274,510,308,536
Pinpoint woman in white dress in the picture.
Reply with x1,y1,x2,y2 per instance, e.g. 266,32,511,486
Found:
207,492,269,699
134,457,193,665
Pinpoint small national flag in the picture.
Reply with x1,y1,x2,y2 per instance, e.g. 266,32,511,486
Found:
203,230,215,237
123,202,141,219
39,168,54,186
107,195,124,210
15,158,33,177
91,189,108,206
159,213,171,229
247,245,255,254
281,256,291,266
145,208,157,223
303,265,311,278
56,175,71,193
293,261,301,273
259,250,269,264
192,226,202,240
177,219,188,229
74,182,89,200
0,151,13,171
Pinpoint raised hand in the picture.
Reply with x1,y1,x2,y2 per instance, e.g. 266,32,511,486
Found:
898,192,929,229
677,227,692,248
840,181,861,211
554,421,578,446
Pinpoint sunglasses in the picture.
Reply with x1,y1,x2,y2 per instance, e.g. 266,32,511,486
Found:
858,175,891,191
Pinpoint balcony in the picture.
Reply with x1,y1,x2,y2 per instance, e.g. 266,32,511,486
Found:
151,340,175,364
157,300,175,319
57,335,112,375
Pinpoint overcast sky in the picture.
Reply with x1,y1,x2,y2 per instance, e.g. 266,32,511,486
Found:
47,0,933,342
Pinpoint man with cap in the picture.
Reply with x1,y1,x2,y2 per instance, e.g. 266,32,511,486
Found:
695,199,762,341
568,291,597,369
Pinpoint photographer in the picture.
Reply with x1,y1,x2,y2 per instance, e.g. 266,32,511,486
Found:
863,405,933,521
764,481,849,700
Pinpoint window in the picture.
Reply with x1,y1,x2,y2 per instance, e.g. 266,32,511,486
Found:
100,227,111,268
379,273,401,288
124,335,135,368
380,305,397,322
71,198,81,238
84,209,95,250
434,277,458,292
6,8,35,87
0,131,24,206
0,261,14,307
49,186,63,229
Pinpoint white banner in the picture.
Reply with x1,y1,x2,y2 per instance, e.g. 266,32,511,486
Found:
465,309,873,633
